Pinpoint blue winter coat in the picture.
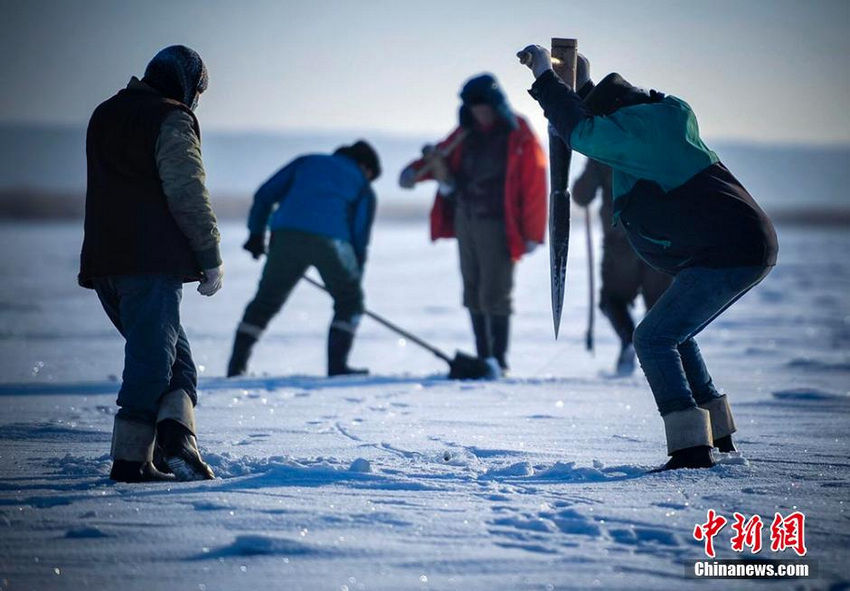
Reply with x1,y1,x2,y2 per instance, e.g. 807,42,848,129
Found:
247,154,377,265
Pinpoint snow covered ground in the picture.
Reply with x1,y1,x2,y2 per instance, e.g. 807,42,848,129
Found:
0,220,848,590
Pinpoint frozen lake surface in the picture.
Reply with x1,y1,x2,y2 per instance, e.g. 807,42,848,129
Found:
0,221,848,590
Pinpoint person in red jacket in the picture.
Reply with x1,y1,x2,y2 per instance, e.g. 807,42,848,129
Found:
400,73,547,374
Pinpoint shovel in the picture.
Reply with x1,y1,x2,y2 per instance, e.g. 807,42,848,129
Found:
302,276,493,379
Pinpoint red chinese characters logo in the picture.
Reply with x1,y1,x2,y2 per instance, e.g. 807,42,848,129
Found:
730,512,764,553
693,510,807,557
770,511,807,556
693,509,727,558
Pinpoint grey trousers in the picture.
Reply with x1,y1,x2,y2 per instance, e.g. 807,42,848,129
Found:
454,211,514,316
240,230,364,336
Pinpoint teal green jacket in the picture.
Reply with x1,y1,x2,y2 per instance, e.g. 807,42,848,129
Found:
530,70,777,275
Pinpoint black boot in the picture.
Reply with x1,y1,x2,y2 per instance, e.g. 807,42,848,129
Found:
714,435,737,453
470,312,492,359
227,331,258,377
327,327,368,377
490,315,510,373
650,446,715,473
616,341,636,376
156,420,215,481
110,460,174,483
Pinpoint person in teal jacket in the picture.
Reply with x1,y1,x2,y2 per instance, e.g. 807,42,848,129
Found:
519,45,778,471
227,141,380,378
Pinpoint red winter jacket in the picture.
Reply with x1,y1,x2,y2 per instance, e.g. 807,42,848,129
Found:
405,116,548,262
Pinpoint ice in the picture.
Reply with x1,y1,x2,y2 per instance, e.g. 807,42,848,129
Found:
0,222,848,589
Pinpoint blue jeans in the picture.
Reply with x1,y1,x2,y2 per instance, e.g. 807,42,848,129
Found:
93,275,197,424
633,265,771,416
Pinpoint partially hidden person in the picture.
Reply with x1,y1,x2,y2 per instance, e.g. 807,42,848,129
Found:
572,159,672,376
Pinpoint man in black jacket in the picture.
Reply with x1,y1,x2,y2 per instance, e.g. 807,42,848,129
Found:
79,45,222,482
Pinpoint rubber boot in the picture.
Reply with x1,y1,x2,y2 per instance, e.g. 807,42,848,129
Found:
111,459,174,483
109,416,172,483
714,435,737,453
650,446,715,472
469,312,492,360
227,330,258,377
155,390,215,481
698,396,737,452
490,315,510,374
616,342,636,376
327,327,368,377
650,406,716,472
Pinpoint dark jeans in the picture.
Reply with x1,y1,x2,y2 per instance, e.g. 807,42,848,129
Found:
455,210,514,316
93,275,197,424
633,265,771,416
241,230,364,335
599,235,672,345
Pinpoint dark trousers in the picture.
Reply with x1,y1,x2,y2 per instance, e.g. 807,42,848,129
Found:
633,265,771,416
240,230,364,336
93,275,197,424
455,211,514,316
599,235,672,345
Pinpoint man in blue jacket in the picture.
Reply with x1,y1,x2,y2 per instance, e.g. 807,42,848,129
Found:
519,45,778,471
227,141,380,378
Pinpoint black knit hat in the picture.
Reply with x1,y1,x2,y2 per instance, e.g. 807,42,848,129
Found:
142,45,208,109
584,72,664,116
335,140,381,181
458,73,518,130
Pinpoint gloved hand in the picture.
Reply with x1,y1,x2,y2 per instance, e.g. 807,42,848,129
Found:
576,53,591,90
398,166,417,189
422,145,453,185
243,233,267,259
198,265,223,297
525,240,541,255
517,45,552,79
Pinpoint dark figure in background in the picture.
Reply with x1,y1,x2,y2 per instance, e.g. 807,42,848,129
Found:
572,159,672,375
399,74,547,375
520,45,778,471
228,141,381,378
79,45,222,483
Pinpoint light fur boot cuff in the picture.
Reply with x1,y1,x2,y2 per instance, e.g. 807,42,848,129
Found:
662,407,713,455
157,389,196,435
111,416,156,462
699,395,737,440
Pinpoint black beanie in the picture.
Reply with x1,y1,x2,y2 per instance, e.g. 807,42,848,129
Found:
458,73,518,130
142,45,208,109
335,140,381,181
584,72,664,116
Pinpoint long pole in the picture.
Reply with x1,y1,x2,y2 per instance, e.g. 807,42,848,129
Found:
585,206,595,353
301,276,453,364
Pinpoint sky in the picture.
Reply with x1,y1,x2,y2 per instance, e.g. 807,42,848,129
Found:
1,0,849,145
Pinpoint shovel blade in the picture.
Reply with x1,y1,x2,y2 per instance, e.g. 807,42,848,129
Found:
448,351,495,380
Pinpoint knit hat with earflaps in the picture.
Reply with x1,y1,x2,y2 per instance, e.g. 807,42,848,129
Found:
584,72,665,117
142,45,208,110
335,140,382,181
459,73,518,130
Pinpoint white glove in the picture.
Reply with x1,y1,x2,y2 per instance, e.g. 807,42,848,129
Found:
517,45,552,79
525,240,541,254
198,265,223,297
